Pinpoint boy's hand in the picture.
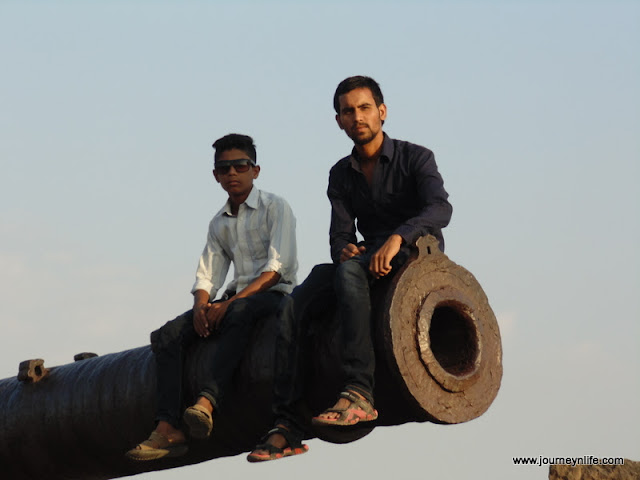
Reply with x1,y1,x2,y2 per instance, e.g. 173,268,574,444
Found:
193,302,212,337
206,300,231,331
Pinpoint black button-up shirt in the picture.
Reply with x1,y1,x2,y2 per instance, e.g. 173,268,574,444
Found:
327,134,452,264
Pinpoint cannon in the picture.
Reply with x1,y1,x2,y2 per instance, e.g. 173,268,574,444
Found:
0,236,502,479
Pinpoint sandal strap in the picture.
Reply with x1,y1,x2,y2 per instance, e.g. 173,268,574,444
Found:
339,391,361,403
318,407,348,414
339,391,375,414
141,431,172,449
253,442,284,455
263,426,303,449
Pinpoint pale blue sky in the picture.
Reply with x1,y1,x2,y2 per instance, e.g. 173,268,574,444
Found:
1,1,638,479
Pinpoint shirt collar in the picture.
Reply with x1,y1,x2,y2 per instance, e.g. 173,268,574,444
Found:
222,186,260,216
348,133,395,171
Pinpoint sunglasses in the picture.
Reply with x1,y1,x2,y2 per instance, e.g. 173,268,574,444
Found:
214,158,256,175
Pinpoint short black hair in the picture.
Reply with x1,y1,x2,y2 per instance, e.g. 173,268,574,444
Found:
212,133,257,163
333,76,384,114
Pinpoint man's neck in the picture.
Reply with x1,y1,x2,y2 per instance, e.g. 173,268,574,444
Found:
354,132,384,164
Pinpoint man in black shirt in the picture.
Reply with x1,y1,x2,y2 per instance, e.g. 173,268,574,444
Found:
248,76,452,462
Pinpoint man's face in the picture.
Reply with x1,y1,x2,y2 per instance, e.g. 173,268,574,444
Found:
213,148,260,197
335,87,387,146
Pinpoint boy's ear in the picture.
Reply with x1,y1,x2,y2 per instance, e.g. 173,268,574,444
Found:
213,169,220,183
252,165,260,179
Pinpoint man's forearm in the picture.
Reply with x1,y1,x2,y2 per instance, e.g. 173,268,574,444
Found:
393,200,452,246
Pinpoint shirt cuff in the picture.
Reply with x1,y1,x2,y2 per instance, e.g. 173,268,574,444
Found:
393,225,421,246
263,259,283,274
191,280,217,300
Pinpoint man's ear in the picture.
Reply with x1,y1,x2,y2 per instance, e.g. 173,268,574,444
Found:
252,165,261,179
379,103,387,122
335,114,345,131
213,169,220,183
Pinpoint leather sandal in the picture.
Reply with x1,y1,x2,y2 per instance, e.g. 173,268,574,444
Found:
183,404,214,439
311,391,378,426
125,431,188,461
247,426,309,463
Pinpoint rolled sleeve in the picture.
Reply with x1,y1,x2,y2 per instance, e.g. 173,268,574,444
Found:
191,225,231,301
263,197,297,285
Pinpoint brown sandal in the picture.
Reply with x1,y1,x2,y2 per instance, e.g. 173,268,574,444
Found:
183,404,214,439
125,431,188,461
311,391,378,426
247,426,309,463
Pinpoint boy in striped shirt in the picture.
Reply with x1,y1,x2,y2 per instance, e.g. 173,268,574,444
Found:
126,133,297,461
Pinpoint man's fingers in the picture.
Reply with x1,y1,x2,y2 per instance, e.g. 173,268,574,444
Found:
369,256,379,276
370,252,393,278
341,244,363,263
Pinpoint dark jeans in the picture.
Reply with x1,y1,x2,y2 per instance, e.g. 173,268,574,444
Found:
272,256,378,438
272,245,412,438
153,291,283,428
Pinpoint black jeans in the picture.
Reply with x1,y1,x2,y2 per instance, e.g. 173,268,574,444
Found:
272,244,412,438
272,257,377,438
153,291,283,428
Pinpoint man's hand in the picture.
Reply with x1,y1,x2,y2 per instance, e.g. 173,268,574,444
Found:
369,234,403,279
340,243,366,263
193,302,212,337
205,300,231,331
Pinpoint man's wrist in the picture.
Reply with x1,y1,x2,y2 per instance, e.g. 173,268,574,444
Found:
388,234,404,245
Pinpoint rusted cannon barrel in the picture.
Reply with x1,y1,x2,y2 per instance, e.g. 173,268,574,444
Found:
0,236,502,480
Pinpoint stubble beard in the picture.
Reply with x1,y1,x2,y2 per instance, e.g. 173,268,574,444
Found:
350,125,377,146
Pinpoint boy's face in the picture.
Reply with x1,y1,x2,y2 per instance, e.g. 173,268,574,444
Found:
213,148,260,197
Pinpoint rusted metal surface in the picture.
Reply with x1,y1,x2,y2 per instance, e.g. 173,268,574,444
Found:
0,235,502,479
380,236,502,424
73,352,98,362
17,358,49,383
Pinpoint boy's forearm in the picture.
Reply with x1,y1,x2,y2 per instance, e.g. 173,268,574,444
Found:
193,289,211,307
230,271,281,301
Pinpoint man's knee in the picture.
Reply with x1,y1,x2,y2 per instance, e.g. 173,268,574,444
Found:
335,259,369,291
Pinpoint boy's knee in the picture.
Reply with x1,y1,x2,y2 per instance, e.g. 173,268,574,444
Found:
224,298,253,323
154,311,193,346
278,295,295,315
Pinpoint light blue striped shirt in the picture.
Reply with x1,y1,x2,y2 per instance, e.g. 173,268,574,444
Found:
191,187,298,300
